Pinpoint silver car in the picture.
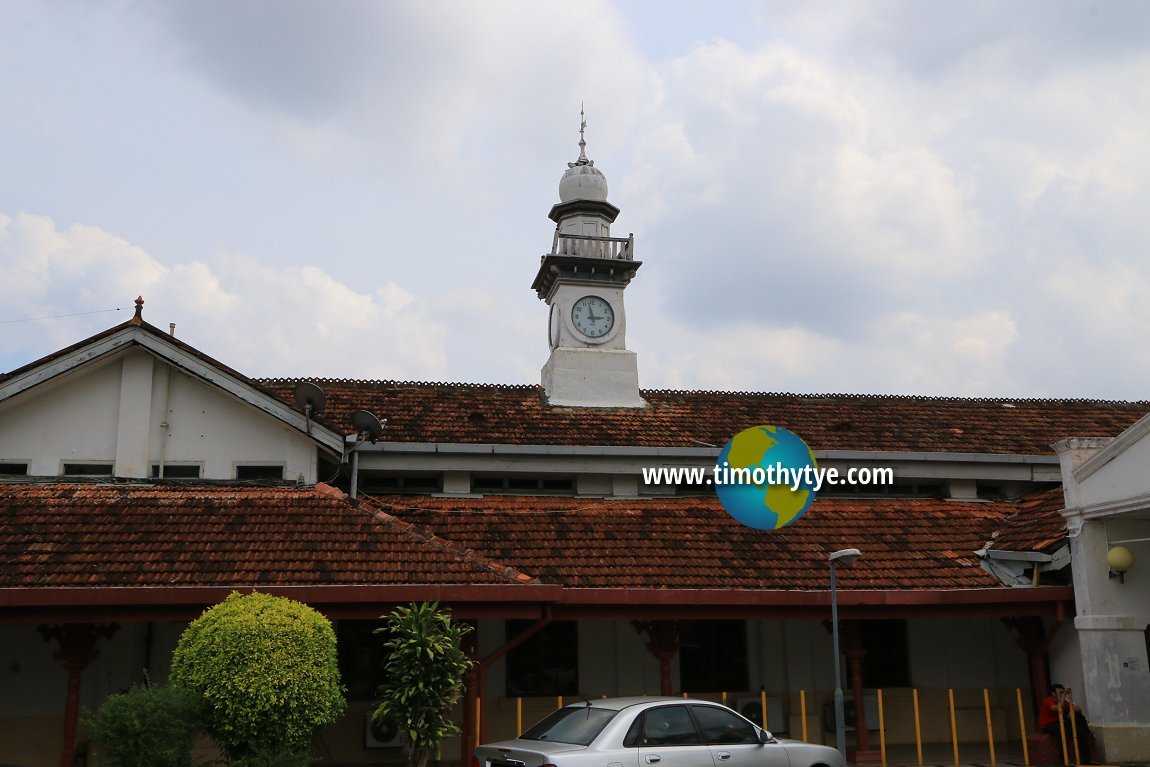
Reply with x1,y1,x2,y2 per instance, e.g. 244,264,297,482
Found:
475,697,845,767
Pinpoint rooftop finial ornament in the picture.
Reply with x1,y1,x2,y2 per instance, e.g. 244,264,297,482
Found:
131,295,144,324
570,104,593,168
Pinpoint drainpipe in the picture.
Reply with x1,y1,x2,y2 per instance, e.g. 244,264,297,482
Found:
350,449,360,499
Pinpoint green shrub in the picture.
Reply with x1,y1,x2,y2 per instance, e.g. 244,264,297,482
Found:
87,682,200,767
169,591,346,762
374,602,476,767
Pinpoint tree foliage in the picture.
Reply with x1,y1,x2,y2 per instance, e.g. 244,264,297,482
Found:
168,591,346,764
374,602,476,767
87,681,200,767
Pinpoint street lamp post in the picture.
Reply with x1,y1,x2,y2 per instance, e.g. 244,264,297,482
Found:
828,548,862,759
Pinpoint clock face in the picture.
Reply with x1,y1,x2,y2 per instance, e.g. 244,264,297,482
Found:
548,304,560,350
571,295,615,339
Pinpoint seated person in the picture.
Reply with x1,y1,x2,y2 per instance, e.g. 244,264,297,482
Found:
1038,683,1093,763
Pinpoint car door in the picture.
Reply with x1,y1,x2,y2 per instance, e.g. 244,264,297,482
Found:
688,704,789,767
631,704,716,767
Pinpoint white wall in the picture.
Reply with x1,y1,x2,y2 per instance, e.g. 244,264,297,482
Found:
0,349,319,482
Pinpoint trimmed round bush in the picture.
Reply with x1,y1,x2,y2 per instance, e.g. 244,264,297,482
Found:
169,591,346,761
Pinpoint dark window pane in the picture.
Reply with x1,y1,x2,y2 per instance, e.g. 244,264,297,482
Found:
236,465,284,480
680,621,747,693
337,620,386,701
505,620,578,697
690,705,758,745
151,464,201,479
520,706,615,746
640,706,702,746
0,463,28,475
861,620,910,688
62,463,113,476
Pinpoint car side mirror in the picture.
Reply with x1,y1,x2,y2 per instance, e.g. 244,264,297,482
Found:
759,730,776,744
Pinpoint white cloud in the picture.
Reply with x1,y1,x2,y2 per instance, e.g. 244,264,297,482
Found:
0,212,447,379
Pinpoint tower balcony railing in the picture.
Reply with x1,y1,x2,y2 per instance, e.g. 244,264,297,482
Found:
551,231,635,260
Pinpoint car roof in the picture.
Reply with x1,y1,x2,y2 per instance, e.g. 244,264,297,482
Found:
563,696,724,712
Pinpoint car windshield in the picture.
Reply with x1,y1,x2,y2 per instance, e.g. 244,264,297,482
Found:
519,706,617,746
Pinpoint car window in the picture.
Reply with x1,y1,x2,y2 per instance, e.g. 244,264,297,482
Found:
639,706,703,746
689,705,758,745
520,706,617,746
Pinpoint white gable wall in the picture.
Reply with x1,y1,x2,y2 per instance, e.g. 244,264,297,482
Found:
0,348,319,482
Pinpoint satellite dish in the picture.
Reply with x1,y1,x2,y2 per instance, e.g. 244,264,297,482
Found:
293,381,326,415
350,410,385,443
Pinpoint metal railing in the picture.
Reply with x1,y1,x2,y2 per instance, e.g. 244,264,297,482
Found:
551,231,634,260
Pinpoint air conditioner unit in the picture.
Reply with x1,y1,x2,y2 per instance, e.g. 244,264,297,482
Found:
365,712,404,748
734,697,786,734
822,693,879,733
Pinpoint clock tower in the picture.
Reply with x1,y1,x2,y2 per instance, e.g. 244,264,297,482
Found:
532,114,645,408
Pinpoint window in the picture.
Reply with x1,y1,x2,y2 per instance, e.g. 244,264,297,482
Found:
690,704,758,745
861,620,910,688
505,620,578,697
636,706,702,746
365,474,442,493
151,464,202,479
62,463,113,476
473,475,574,494
336,620,386,701
0,463,28,476
235,465,284,481
819,482,942,498
520,706,616,746
680,621,747,693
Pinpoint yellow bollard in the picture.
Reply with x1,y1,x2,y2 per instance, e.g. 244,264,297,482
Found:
761,690,769,731
948,688,960,767
877,689,887,767
913,689,924,767
983,688,997,767
557,695,564,710
683,692,689,699
517,697,522,736
1066,688,1082,766
1016,688,1030,767
722,691,728,706
801,689,808,743
1056,689,1069,765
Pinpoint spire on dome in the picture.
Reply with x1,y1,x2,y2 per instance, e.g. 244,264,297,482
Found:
570,104,593,168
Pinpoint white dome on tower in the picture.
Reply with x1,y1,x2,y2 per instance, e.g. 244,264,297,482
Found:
559,162,608,202
558,108,610,203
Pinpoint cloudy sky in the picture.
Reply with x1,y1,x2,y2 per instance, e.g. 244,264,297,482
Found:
3,1,1149,399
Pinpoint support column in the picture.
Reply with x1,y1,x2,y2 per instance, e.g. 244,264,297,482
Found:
1066,517,1150,762
633,621,682,696
39,623,118,767
844,622,880,763
1003,612,1062,710
462,623,480,767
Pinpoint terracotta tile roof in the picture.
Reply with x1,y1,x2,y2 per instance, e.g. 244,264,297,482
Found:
987,487,1068,553
258,379,1150,455
372,494,1021,591
0,482,532,588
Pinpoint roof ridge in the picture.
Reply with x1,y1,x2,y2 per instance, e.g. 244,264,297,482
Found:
253,378,1148,404
256,377,540,390
357,494,540,585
